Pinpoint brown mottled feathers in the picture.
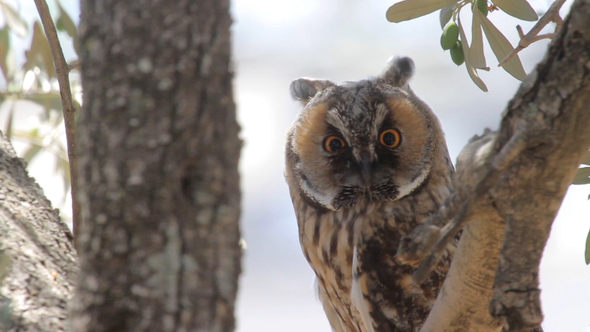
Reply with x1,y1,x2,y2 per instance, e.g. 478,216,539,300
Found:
285,57,455,332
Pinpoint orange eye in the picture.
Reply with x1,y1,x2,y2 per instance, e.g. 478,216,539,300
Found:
324,136,346,153
379,129,401,148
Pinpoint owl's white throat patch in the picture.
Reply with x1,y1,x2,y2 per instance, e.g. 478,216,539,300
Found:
396,165,431,199
299,177,338,211
298,163,431,211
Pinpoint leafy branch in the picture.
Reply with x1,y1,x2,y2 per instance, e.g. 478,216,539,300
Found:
386,0,562,91
499,0,566,66
388,0,590,267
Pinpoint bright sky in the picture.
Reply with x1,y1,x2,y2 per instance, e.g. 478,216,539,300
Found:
3,1,589,332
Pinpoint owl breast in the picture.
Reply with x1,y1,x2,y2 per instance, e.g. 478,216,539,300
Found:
289,157,453,332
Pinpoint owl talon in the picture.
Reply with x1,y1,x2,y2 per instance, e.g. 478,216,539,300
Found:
396,224,441,266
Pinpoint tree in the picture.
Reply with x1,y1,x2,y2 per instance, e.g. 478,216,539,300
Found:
0,0,588,332
68,0,242,331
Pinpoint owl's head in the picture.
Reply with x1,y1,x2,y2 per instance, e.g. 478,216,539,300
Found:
286,57,447,211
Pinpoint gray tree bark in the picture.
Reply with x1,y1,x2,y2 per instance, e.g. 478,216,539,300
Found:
69,0,242,331
0,132,77,332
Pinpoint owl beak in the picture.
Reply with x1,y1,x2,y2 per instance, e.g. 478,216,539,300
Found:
359,151,372,189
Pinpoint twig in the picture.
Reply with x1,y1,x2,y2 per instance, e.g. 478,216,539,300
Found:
498,0,567,67
68,59,80,72
33,0,81,247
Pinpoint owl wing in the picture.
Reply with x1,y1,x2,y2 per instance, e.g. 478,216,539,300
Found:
351,217,450,332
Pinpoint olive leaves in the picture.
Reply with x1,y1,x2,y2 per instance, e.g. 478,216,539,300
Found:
388,0,590,265
386,0,459,22
492,0,538,21
387,0,538,91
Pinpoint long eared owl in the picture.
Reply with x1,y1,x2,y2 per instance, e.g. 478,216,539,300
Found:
285,57,455,332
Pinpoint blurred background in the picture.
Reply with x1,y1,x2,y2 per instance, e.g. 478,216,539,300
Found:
2,0,589,331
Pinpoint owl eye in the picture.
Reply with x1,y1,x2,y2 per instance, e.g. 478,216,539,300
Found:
379,129,401,148
323,136,346,153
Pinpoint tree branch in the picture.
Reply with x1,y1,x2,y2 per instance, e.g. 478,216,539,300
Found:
0,132,77,331
420,132,504,332
498,0,567,67
400,129,528,284
398,1,590,330
33,0,82,245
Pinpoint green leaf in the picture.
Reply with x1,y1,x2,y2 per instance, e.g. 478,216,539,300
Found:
470,10,486,69
493,0,538,21
21,92,63,113
439,4,454,29
572,167,590,185
23,22,56,80
580,150,590,166
387,0,459,23
474,0,488,16
458,17,488,92
0,26,12,80
479,12,527,81
0,1,28,37
56,2,78,38
585,229,590,265
56,1,80,57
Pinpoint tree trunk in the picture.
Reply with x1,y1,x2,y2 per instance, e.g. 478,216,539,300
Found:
0,132,77,332
69,0,242,331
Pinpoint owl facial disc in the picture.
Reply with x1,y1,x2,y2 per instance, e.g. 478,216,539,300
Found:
286,57,439,211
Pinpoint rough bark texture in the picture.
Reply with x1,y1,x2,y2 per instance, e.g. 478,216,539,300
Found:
70,0,242,331
0,132,77,332
403,1,590,331
489,1,590,328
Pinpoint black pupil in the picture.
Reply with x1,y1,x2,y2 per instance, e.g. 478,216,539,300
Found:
383,132,397,146
329,138,343,151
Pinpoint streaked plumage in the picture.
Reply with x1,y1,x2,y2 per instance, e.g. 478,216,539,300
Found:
285,57,455,331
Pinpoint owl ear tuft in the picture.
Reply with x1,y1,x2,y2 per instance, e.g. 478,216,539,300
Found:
290,78,336,106
380,56,415,88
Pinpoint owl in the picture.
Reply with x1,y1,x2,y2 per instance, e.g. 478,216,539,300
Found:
284,57,455,332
